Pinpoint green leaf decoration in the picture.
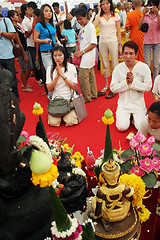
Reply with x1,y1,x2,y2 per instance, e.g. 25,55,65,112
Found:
120,148,134,159
17,135,26,144
152,143,160,153
103,125,113,163
120,160,132,173
49,186,72,232
82,222,95,240
141,172,157,188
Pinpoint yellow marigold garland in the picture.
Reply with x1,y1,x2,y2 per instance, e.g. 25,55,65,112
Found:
119,173,146,207
119,173,150,222
138,206,150,223
32,107,43,115
102,116,114,125
31,164,58,187
71,152,84,168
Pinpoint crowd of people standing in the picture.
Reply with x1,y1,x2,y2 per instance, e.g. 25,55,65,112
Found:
0,0,160,137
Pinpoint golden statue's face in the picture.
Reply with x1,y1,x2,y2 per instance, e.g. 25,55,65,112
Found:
103,170,120,186
102,161,120,186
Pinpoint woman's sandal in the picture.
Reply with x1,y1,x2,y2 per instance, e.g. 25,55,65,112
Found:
102,87,108,92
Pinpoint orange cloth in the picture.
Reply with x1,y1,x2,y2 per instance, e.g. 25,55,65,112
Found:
125,9,144,62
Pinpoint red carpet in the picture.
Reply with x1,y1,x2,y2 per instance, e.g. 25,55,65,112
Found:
17,64,158,240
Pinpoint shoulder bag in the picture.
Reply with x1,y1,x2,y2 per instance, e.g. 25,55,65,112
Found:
3,18,23,58
72,88,88,123
47,96,73,117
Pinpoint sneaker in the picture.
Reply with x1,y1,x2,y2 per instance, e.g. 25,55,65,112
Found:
105,91,117,99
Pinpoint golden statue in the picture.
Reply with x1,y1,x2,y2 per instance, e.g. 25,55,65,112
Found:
88,160,141,240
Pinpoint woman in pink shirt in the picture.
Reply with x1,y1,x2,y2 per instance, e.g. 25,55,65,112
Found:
138,0,160,81
94,0,122,99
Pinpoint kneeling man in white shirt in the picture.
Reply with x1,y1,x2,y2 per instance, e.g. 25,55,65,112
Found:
110,41,152,131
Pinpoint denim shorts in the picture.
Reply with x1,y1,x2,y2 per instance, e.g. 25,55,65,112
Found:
17,50,32,71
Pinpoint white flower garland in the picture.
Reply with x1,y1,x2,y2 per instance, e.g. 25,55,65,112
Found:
29,135,52,161
72,167,86,178
51,216,79,238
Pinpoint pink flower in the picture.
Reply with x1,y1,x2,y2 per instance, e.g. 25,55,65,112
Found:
147,136,155,146
134,132,146,143
129,138,138,149
138,143,153,156
140,158,154,173
130,165,145,177
21,130,30,144
152,157,160,171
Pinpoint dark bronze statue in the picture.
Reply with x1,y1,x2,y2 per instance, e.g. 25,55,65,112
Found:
0,68,52,240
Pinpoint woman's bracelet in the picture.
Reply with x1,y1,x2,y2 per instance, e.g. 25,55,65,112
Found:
63,77,67,81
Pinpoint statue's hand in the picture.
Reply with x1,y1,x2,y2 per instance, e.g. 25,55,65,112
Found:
88,211,100,220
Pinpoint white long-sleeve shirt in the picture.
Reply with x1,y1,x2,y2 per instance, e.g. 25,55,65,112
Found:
110,61,152,110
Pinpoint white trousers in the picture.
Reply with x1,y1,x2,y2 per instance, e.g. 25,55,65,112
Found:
116,108,147,131
99,41,119,78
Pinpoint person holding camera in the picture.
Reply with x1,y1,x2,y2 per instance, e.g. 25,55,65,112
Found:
138,0,160,81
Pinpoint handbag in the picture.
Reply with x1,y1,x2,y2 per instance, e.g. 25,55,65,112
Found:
72,89,88,123
47,97,73,117
12,41,23,58
3,18,23,58
72,29,82,66
140,23,149,33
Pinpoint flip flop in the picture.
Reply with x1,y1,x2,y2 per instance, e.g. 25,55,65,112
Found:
23,88,33,92
22,84,33,88
102,87,108,92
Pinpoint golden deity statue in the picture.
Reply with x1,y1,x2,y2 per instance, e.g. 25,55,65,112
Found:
88,160,141,240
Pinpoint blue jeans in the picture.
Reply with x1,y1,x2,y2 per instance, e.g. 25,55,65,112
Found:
143,43,160,81
41,52,52,71
0,58,19,98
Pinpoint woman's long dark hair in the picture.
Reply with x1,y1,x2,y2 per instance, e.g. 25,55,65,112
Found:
100,0,115,16
40,4,54,28
52,45,68,73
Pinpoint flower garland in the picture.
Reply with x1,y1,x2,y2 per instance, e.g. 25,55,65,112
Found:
32,102,43,115
102,116,114,125
31,164,58,187
71,152,84,168
29,135,52,161
29,135,58,187
72,167,86,178
51,216,82,240
119,173,150,222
